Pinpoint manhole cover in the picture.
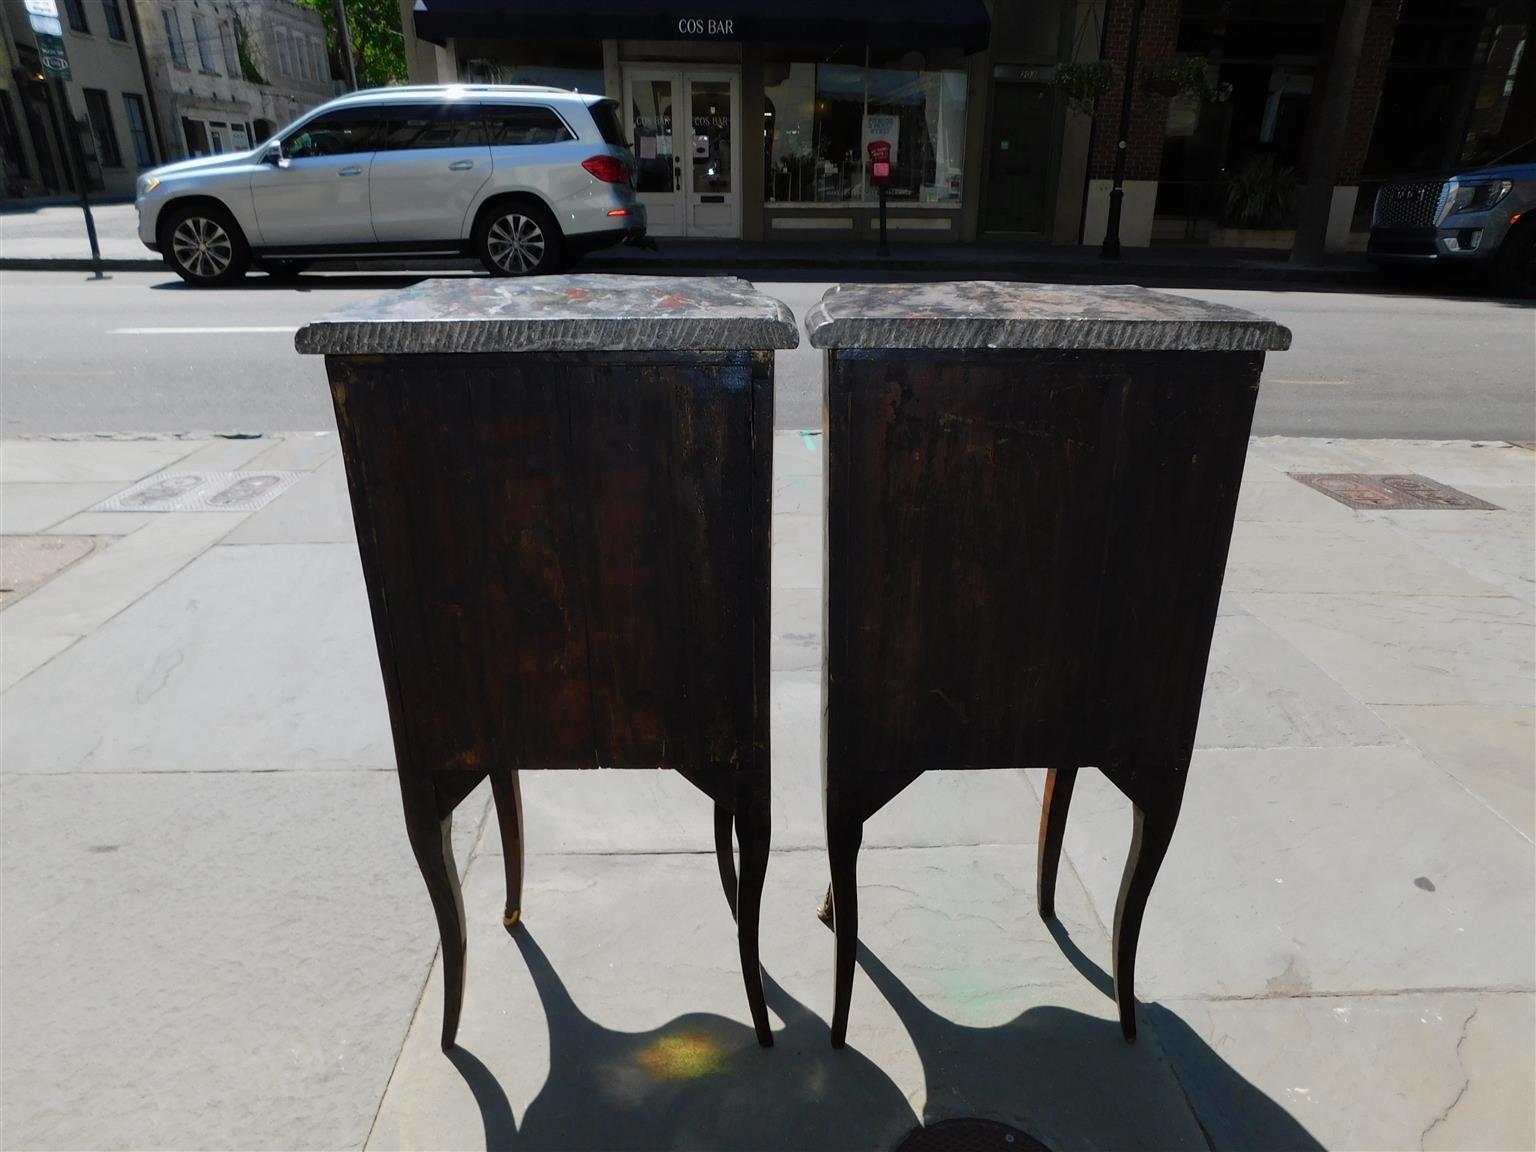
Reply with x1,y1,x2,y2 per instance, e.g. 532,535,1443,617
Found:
895,1119,1052,1152
91,471,303,513
1289,473,1499,511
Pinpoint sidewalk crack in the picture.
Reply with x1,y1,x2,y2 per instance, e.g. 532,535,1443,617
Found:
1419,1003,1477,1149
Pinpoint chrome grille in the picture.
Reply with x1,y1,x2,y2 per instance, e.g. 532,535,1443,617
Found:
1373,180,1447,228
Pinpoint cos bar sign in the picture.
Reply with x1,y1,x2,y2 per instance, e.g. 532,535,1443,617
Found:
677,16,736,35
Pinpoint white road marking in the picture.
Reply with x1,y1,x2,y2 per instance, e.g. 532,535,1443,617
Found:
110,326,299,335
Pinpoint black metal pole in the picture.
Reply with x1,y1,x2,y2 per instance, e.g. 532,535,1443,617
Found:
877,184,890,257
1100,0,1146,260
52,77,103,277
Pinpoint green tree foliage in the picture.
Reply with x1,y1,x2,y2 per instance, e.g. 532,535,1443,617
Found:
299,0,407,89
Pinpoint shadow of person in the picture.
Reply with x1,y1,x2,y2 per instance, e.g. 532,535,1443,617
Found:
473,925,919,1151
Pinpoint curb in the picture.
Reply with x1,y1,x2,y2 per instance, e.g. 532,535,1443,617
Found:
1,256,167,271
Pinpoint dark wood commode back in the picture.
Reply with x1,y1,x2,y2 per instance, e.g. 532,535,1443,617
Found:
297,274,798,1051
805,280,1291,1047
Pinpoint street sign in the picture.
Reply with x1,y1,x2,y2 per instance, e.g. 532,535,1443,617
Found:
35,33,70,78
27,0,71,78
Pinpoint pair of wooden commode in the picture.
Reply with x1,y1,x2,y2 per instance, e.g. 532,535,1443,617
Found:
295,276,1290,1052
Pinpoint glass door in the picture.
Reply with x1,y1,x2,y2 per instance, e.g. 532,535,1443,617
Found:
624,66,741,238
626,68,684,236
682,71,739,238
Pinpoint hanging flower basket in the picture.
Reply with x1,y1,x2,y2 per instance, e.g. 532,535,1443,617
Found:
1054,61,1113,116
1139,56,1214,101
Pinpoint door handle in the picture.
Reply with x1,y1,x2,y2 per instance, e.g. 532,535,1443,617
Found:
338,166,363,177
448,159,475,171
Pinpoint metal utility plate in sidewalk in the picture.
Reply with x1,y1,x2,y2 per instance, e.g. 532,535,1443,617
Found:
1288,473,1500,511
91,471,303,513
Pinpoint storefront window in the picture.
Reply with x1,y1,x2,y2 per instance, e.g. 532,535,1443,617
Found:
764,59,967,205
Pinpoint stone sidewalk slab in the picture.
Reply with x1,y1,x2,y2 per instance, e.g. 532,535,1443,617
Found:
0,769,487,1151
1245,592,1535,707
3,540,393,775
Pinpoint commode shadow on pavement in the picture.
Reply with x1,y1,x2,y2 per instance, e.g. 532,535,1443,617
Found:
1039,920,1327,1152
446,925,1322,1152
452,926,916,1151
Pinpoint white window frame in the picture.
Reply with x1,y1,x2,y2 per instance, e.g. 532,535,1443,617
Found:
162,7,186,67
296,35,308,80
275,27,291,77
192,13,216,73
220,22,238,75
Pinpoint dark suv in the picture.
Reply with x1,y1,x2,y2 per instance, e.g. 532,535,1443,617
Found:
1369,140,1536,296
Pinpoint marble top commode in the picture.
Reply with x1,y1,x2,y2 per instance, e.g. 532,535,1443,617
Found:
295,275,801,356
804,281,1293,353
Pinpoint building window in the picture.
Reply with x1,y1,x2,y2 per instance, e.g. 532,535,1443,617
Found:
62,0,89,34
82,88,122,167
764,57,968,206
276,28,291,77
163,8,187,67
314,38,328,81
220,22,238,74
296,35,309,80
101,0,126,40
122,93,153,165
182,116,209,156
193,13,216,72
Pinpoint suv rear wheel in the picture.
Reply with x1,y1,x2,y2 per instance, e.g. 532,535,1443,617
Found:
475,201,562,276
161,203,250,287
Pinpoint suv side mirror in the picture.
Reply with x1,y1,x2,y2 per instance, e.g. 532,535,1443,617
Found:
262,144,288,168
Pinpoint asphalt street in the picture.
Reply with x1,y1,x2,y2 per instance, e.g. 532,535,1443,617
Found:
0,269,1531,438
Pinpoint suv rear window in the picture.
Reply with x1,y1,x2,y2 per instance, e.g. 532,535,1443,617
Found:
588,100,629,149
484,105,573,146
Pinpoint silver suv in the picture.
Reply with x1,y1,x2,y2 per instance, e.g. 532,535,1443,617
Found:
135,85,645,286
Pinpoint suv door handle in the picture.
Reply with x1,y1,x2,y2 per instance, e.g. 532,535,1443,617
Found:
448,159,475,171
338,166,363,177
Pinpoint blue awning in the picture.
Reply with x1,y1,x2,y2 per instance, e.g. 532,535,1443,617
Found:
412,0,991,53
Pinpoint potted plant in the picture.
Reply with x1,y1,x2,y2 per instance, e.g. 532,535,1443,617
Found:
1211,154,1299,248
1054,61,1113,116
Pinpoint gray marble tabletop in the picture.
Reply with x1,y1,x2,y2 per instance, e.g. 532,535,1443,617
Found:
804,282,1292,352
295,275,800,355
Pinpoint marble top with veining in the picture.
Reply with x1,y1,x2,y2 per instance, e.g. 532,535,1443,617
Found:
295,275,801,355
804,282,1292,352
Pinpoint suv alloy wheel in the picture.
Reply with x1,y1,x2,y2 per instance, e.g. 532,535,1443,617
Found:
475,202,562,276
162,203,251,287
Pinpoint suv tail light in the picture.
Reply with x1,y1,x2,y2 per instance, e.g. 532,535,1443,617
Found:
582,155,629,184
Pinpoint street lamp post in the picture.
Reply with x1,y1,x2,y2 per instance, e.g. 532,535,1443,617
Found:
1100,0,1146,261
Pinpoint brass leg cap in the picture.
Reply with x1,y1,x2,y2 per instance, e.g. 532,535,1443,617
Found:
502,907,521,928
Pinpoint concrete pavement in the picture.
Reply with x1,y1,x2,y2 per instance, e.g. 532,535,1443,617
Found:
2,429,1532,1150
